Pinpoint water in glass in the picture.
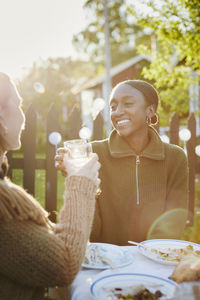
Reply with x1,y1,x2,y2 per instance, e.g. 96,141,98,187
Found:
64,139,92,170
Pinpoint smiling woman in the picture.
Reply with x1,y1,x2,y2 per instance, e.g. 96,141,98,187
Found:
109,80,158,153
90,79,189,246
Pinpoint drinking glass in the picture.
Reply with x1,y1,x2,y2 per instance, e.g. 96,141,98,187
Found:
64,139,92,170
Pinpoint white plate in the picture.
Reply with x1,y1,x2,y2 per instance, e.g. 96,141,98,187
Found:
90,272,177,299
82,243,133,269
138,239,200,266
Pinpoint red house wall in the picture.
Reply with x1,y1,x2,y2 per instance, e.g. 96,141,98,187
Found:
112,64,138,87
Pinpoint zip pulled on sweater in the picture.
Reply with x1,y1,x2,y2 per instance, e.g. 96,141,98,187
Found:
136,155,140,205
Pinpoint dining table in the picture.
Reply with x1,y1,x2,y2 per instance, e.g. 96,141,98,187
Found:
70,245,177,300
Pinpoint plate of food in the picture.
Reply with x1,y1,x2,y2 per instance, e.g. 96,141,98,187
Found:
82,243,133,269
90,272,177,299
137,239,200,266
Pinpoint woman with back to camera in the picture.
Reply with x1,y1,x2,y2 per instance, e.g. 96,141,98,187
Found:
0,72,100,299
90,80,189,245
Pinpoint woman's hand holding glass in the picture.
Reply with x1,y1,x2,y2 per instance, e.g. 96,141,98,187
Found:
64,152,100,186
55,140,100,186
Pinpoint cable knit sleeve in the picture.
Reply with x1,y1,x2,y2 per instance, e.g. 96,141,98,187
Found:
54,175,98,284
0,176,97,288
90,192,102,242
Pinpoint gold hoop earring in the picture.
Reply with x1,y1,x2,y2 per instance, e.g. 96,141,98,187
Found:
151,114,158,125
146,116,151,125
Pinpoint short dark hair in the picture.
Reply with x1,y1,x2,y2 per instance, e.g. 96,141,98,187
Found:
123,80,159,110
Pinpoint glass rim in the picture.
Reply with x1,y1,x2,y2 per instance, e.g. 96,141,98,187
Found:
64,139,88,146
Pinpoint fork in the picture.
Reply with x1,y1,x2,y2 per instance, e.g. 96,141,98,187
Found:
128,241,147,248
128,240,173,257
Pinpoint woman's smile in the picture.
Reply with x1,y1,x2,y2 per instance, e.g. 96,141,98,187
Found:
116,119,131,127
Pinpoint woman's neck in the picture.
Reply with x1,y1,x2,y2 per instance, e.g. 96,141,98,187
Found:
124,127,150,155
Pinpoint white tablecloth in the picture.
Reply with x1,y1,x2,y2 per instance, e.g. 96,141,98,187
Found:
70,246,176,300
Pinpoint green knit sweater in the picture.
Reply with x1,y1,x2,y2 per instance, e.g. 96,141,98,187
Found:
91,127,189,245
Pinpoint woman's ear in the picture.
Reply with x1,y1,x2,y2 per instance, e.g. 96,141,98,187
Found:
146,104,156,118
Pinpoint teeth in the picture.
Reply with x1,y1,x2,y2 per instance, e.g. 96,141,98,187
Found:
117,120,130,125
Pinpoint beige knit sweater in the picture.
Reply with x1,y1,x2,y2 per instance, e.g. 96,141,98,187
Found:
0,175,97,300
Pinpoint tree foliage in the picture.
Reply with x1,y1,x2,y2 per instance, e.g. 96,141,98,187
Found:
18,56,95,116
16,56,96,151
128,0,200,119
73,0,151,69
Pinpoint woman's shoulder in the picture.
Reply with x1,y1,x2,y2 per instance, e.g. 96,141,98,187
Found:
0,178,50,228
163,142,187,161
92,138,109,153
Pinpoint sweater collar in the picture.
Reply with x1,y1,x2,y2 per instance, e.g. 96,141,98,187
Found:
108,126,165,160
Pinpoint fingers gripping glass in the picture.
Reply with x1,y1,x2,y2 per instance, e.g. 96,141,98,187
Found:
64,139,92,170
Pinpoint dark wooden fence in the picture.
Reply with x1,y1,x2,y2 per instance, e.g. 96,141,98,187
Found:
7,104,199,223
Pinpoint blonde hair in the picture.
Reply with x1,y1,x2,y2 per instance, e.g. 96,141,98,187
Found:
0,72,11,153
0,177,52,228
0,73,50,228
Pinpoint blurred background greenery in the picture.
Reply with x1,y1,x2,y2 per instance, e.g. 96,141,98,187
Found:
12,160,65,213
